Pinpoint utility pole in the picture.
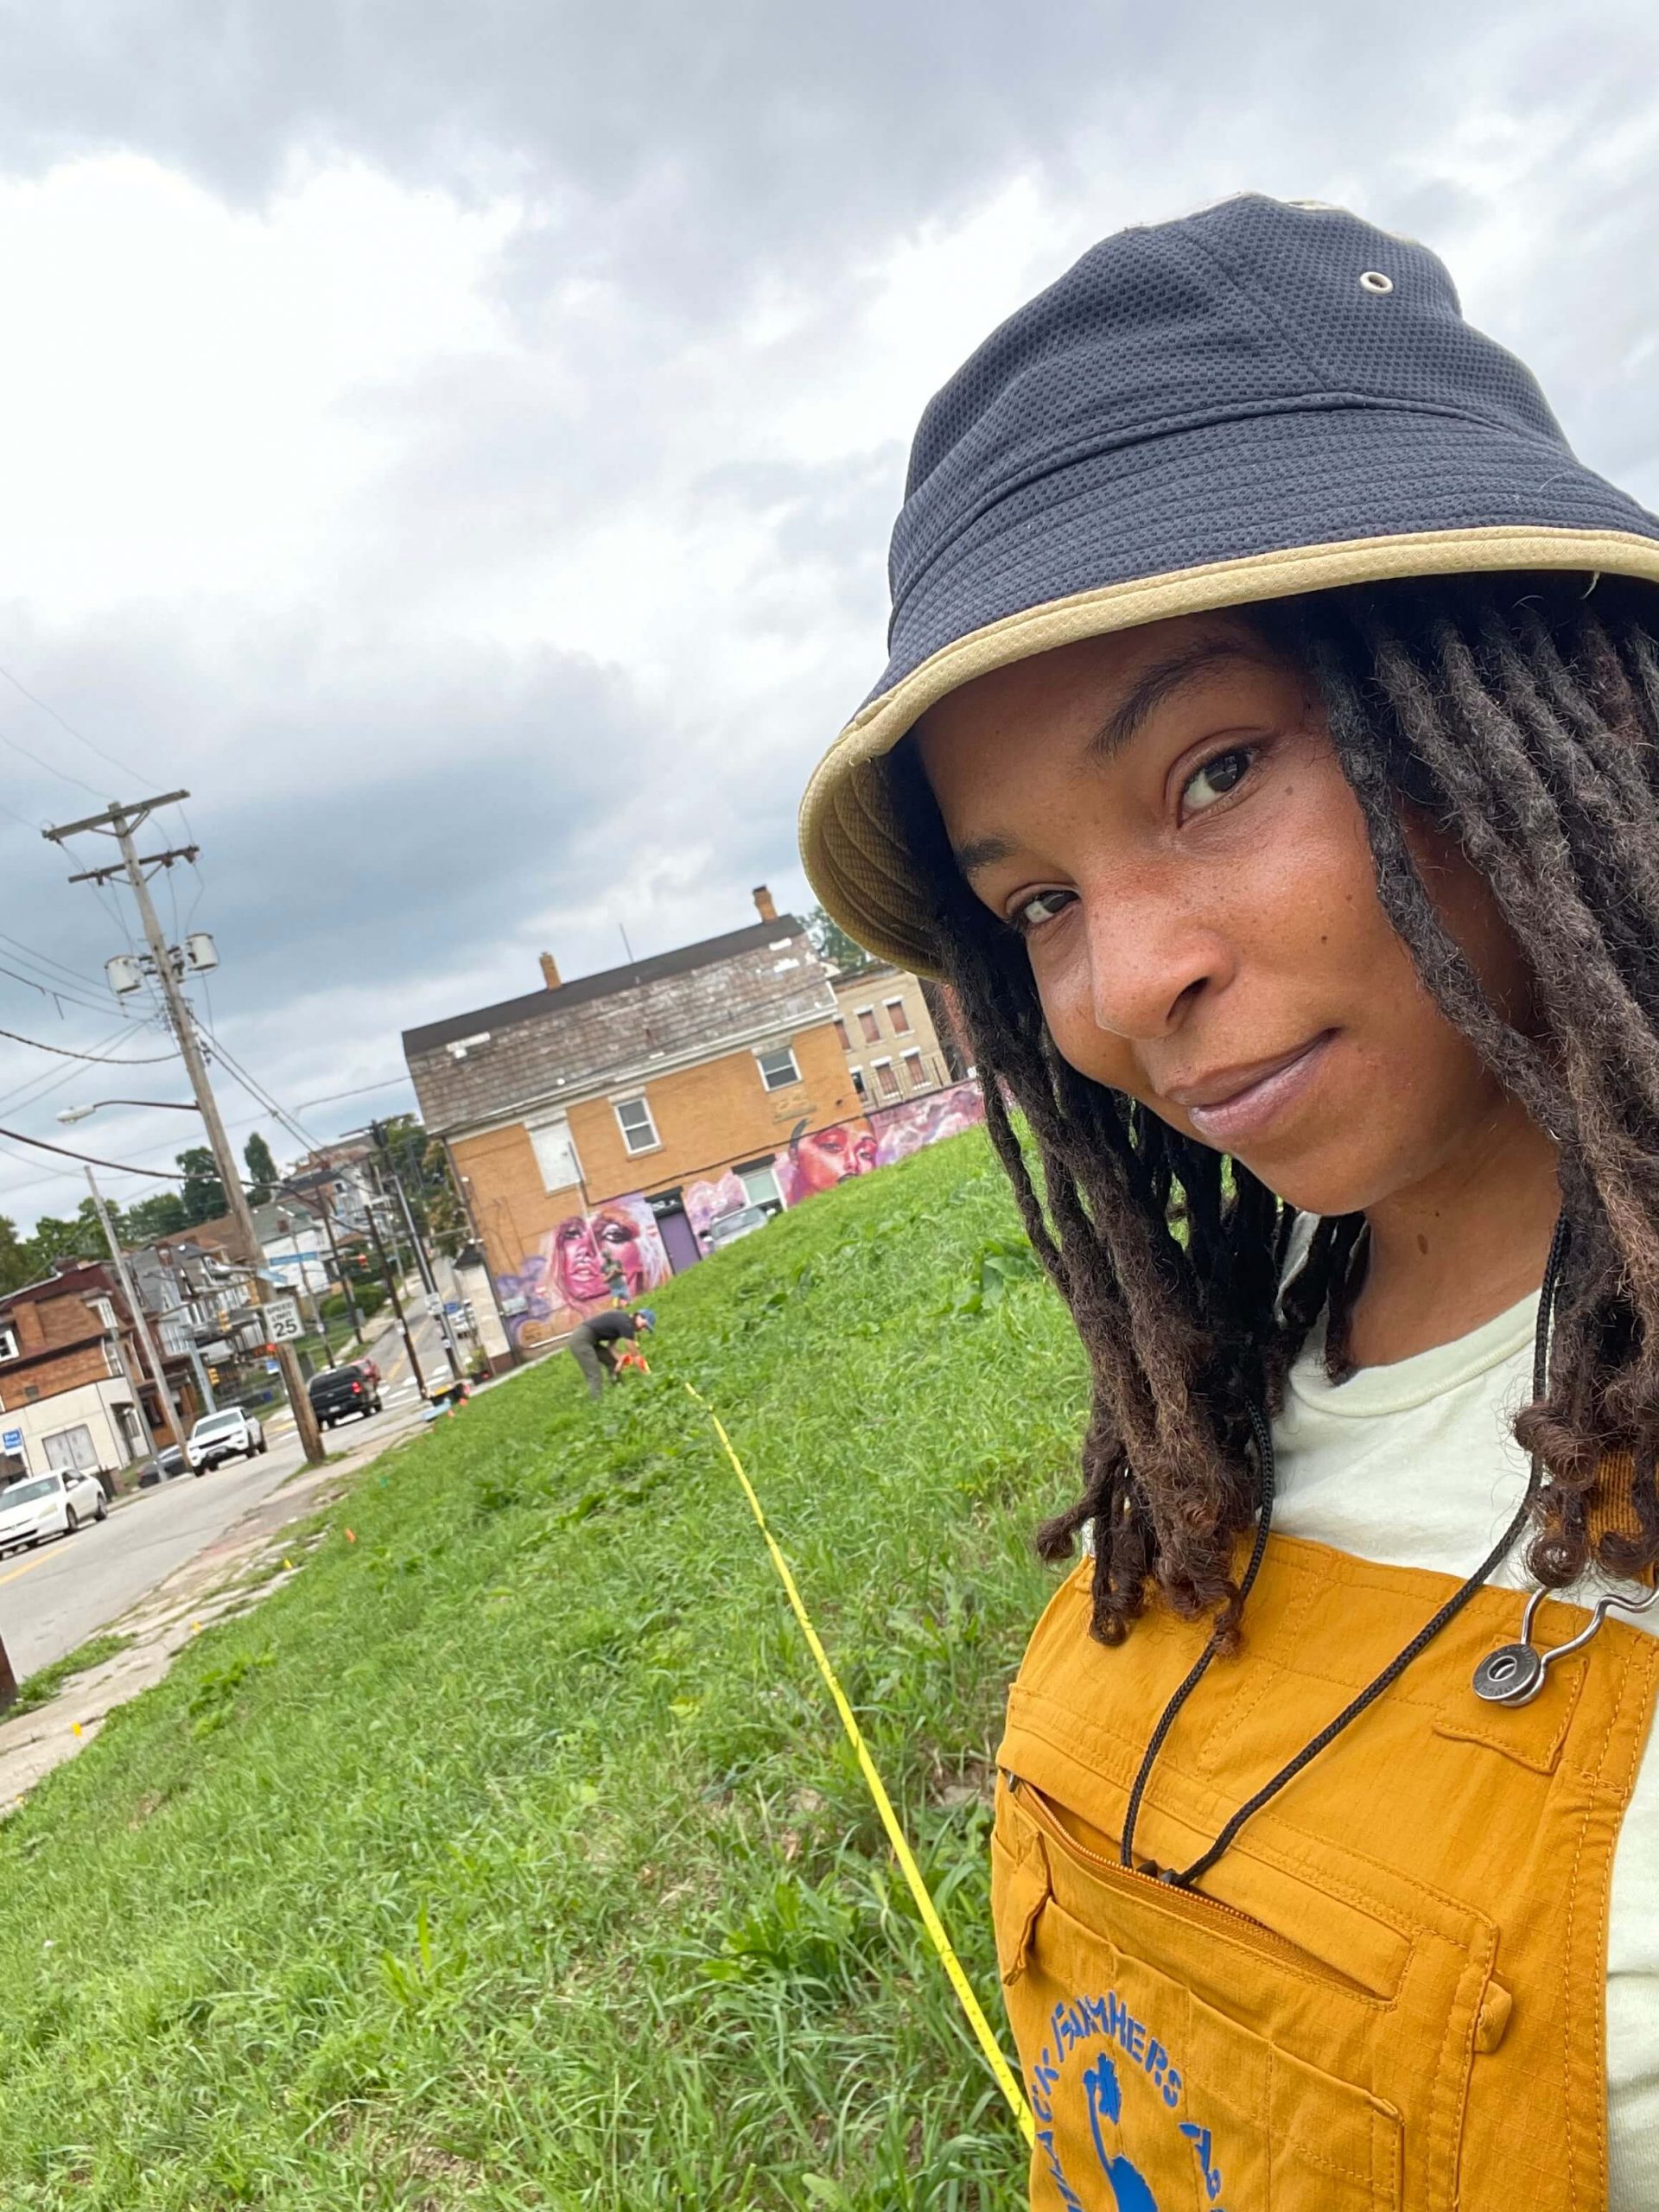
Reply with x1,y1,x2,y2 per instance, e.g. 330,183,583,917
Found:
371,1123,464,1382
302,1183,365,1350
44,794,326,1465
361,1198,426,1397
83,1166,191,1461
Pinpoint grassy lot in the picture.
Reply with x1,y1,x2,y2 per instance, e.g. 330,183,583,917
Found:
0,1133,1089,2209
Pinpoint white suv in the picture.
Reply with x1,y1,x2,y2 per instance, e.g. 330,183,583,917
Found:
187,1408,267,1471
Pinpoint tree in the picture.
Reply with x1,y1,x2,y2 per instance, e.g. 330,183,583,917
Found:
245,1130,278,1206
804,903,874,979
0,1215,34,1295
177,1147,227,1227
25,1211,100,1274
124,1191,190,1247
422,1137,468,1258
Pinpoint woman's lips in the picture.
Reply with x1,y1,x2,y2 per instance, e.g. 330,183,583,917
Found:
1174,1033,1334,1147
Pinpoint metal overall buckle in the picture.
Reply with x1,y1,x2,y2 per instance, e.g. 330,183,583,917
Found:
1473,1584,1659,1707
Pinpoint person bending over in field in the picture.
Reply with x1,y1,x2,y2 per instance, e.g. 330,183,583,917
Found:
568,1307,655,1401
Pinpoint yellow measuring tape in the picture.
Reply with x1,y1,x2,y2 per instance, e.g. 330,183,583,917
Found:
684,1382,1035,2146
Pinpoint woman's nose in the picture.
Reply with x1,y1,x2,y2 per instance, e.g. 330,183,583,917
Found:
1081,883,1231,1041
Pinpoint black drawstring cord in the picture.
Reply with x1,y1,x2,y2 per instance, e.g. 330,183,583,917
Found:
1119,1400,1275,1872
1119,1214,1568,1891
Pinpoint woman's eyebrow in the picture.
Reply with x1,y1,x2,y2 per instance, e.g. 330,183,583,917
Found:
1088,639,1259,760
952,831,1017,879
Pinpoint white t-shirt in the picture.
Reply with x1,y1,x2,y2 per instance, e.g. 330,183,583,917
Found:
1274,1290,1658,2209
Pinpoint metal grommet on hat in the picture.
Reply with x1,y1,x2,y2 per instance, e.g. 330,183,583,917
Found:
798,192,1659,975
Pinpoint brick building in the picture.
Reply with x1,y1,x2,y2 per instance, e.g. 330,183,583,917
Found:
830,961,969,1107
402,890,860,1347
0,1261,194,1479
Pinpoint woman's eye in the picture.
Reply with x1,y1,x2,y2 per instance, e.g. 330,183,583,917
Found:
1180,746,1255,817
1013,887,1074,933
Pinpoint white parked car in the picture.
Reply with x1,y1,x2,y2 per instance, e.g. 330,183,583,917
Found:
703,1204,772,1252
187,1408,267,1471
0,1468,108,1553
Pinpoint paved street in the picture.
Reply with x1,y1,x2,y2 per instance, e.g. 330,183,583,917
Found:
0,1299,457,1681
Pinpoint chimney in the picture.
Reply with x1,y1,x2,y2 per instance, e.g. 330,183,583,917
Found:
539,951,563,990
753,885,778,923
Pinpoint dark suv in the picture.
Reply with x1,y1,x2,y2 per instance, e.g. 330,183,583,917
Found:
308,1362,384,1428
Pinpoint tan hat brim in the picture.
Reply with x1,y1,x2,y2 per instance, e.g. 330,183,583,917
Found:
799,524,1659,977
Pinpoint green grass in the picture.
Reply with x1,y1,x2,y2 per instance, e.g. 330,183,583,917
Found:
8,1631,131,1718
0,1134,1089,2209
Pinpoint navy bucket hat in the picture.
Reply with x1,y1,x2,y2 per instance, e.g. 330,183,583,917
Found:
799,194,1659,974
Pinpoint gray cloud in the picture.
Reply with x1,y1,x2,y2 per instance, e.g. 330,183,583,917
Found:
3,1,1659,1225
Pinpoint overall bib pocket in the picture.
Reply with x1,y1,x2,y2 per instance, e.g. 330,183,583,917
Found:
993,1760,1497,2212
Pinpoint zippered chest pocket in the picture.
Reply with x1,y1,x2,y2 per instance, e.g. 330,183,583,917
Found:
993,1769,1497,2212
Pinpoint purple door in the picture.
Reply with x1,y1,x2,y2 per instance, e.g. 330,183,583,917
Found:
657,1204,702,1274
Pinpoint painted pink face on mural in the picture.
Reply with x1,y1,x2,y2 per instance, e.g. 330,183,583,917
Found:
593,1207,648,1296
551,1215,610,1306
791,1121,878,1194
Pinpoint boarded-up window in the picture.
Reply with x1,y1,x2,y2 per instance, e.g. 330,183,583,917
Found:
44,1424,98,1473
886,997,912,1034
529,1117,583,1195
874,1058,900,1099
857,1007,880,1044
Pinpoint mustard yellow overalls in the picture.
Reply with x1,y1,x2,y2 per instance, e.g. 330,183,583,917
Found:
993,1530,1658,2209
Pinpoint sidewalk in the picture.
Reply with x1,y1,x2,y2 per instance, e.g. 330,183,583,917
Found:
0,1392,442,1815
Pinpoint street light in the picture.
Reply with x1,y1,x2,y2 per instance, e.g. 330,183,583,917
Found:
59,1100,202,1123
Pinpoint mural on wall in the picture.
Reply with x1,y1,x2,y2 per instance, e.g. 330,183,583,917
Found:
495,1082,988,1335
870,1081,987,1165
497,1194,671,1351
681,1083,987,1251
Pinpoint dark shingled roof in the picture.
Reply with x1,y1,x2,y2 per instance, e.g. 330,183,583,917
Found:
401,915,808,1058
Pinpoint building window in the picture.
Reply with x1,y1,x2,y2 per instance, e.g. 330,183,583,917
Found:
833,1017,850,1050
104,1338,125,1380
856,1007,880,1044
873,1058,900,1099
614,1096,660,1154
756,1045,802,1092
902,1050,926,1089
737,1160,781,1211
852,1069,868,1099
92,1296,118,1332
885,996,912,1034
0,1325,16,1363
529,1116,584,1195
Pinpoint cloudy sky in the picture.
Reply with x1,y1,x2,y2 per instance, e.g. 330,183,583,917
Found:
1,1,1657,1226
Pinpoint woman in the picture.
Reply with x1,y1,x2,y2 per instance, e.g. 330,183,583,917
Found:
800,198,1659,2209
783,1116,879,1202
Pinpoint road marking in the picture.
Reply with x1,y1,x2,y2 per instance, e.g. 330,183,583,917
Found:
0,1545,60,1589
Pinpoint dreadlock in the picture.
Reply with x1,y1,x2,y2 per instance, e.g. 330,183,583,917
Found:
887,570,1659,1647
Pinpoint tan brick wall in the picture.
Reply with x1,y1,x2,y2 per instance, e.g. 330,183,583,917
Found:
452,1019,861,1280
832,965,955,1106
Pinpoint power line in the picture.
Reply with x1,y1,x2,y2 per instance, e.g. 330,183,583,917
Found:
0,1024,174,1065
0,963,140,1025
0,1122,181,1179
0,926,116,995
295,1075,415,1112
0,659,156,786
0,721,105,798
